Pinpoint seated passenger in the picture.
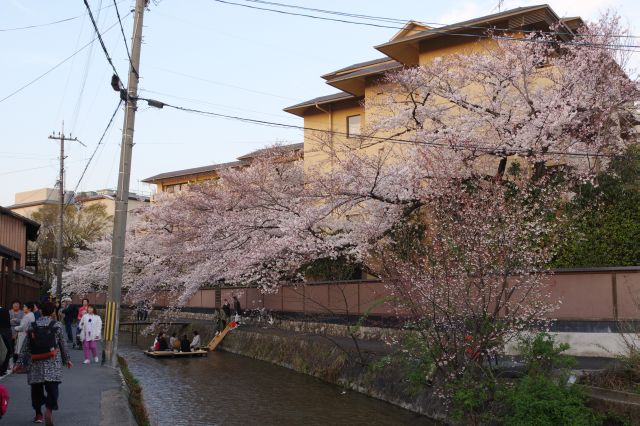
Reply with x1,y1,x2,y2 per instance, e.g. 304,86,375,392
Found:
158,332,169,351
152,333,162,351
190,330,201,350
180,335,190,352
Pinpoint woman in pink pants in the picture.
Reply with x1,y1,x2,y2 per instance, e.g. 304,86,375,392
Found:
78,305,102,364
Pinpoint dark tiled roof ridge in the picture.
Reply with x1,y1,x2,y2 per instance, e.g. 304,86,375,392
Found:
321,57,396,79
237,142,304,160
284,91,357,111
142,160,248,183
376,4,553,48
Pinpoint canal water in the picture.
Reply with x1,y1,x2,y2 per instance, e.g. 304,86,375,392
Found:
120,342,435,426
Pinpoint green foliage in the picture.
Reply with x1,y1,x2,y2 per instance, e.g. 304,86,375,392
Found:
496,333,600,425
553,146,640,267
450,372,498,425
367,331,435,394
31,203,112,288
498,375,599,426
117,355,150,426
518,332,575,377
302,256,362,281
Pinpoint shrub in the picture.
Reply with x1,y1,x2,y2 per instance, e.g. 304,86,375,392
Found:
499,375,599,426
553,145,640,267
518,332,575,377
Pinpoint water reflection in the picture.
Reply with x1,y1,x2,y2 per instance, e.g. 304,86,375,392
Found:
120,342,435,426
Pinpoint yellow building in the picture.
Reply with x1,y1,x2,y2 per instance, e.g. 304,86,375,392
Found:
284,5,582,170
8,188,148,227
8,188,73,219
142,143,303,195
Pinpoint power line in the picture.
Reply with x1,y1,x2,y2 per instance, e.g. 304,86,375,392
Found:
147,65,301,101
83,0,122,78
212,0,640,51
0,1,124,32
66,99,123,205
137,96,626,159
0,15,129,104
0,160,84,176
113,0,139,79
239,0,640,39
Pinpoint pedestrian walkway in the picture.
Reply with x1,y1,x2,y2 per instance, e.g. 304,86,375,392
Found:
0,346,136,425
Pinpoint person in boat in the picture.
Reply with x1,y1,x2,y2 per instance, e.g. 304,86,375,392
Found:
158,333,169,351
169,332,180,351
189,331,201,350
180,335,190,352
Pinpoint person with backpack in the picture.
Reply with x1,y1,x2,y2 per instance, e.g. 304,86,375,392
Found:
14,302,35,361
78,305,102,364
14,302,72,425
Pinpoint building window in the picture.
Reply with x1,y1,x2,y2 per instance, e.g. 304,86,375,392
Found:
347,115,361,138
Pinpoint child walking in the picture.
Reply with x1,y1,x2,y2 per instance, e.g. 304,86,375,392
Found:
78,305,102,364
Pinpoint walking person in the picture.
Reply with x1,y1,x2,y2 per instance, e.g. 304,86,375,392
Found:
0,307,12,376
14,302,36,362
78,305,102,364
33,302,41,320
14,302,72,425
59,298,77,347
9,300,23,364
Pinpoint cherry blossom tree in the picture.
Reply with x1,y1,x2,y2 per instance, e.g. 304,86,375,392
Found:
64,12,637,388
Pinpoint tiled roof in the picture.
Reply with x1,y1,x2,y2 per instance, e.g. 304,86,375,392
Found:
376,4,556,50
141,160,248,183
237,143,304,160
284,92,357,112
321,57,393,79
326,60,402,84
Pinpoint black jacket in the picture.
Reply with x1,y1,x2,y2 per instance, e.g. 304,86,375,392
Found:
0,308,10,329
180,338,190,352
158,338,169,351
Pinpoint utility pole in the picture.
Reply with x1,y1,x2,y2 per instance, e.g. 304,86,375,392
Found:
48,122,83,301
104,0,147,368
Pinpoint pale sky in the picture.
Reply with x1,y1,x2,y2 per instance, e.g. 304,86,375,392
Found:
1,0,638,206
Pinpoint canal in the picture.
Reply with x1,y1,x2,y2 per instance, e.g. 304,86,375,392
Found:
120,342,435,426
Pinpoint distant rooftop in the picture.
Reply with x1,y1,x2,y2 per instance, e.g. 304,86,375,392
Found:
142,142,304,183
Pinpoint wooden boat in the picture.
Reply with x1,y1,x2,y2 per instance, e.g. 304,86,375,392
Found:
143,349,208,358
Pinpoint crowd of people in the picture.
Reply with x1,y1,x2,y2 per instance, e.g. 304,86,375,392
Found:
151,330,201,352
0,297,103,424
1,294,245,423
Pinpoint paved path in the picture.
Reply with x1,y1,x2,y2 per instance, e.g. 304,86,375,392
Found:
0,345,136,425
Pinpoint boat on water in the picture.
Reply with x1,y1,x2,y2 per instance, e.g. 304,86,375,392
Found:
144,349,208,358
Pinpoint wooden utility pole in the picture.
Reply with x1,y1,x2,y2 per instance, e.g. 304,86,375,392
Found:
48,122,82,301
104,0,147,368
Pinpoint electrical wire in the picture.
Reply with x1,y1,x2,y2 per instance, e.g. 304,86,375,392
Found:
212,0,640,51
239,0,640,39
113,0,139,79
0,15,130,105
83,0,121,78
0,1,124,32
0,160,84,176
136,96,628,159
147,65,301,101
66,99,123,206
